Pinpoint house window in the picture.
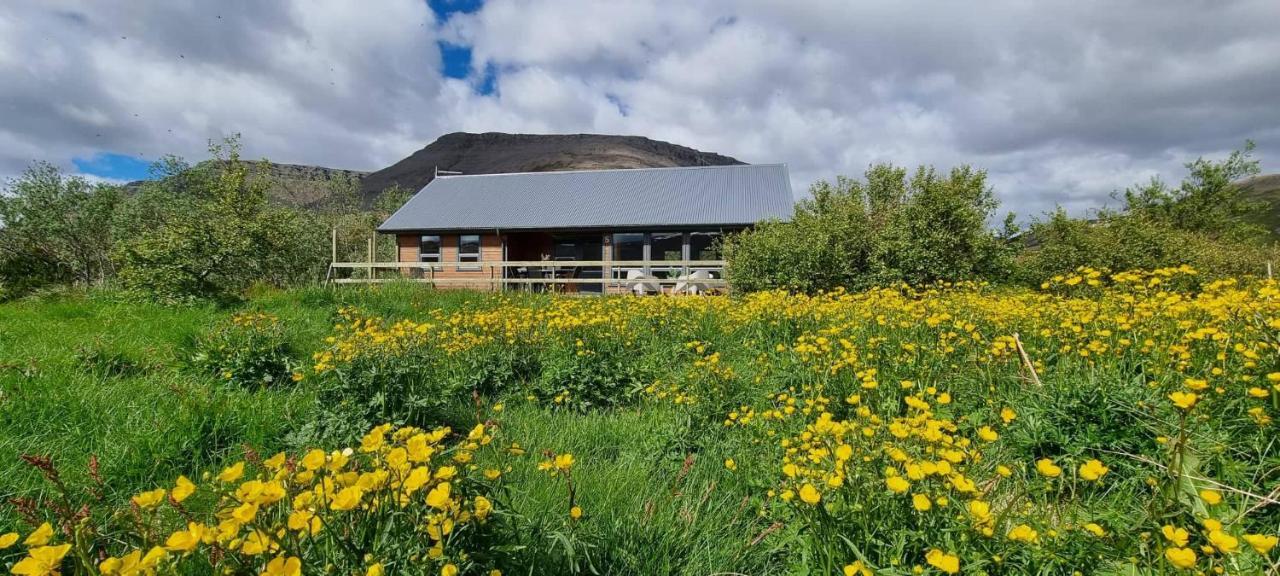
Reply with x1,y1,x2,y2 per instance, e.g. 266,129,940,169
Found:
688,231,722,260
650,232,683,262
419,235,441,264
611,233,644,262
458,234,481,270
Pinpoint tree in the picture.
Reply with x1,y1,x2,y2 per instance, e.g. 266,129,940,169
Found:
112,137,326,302
0,163,121,298
724,162,1011,293
1019,142,1278,281
1122,141,1265,240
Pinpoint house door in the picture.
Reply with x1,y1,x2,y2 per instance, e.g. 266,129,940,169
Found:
552,235,603,294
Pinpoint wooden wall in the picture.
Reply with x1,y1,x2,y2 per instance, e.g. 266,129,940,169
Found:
396,233,503,289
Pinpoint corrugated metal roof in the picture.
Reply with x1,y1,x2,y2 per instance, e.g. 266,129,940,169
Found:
377,163,794,232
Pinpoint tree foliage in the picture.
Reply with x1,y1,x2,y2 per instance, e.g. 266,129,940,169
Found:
724,163,1011,293
111,138,327,303
1121,142,1265,240
0,163,121,297
1017,143,1278,281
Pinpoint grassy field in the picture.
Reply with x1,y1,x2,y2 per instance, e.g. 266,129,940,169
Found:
1,272,1278,575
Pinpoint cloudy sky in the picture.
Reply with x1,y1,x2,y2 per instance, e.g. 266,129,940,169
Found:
2,0,1278,218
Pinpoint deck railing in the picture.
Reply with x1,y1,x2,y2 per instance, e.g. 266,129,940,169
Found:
326,260,728,292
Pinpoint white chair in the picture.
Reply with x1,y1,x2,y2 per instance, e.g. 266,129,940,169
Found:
685,270,712,295
626,269,659,296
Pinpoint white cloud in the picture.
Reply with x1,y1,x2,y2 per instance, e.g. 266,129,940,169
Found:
2,0,1278,218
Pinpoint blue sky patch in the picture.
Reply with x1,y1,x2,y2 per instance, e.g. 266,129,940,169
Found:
439,42,473,80
72,152,152,181
430,1,492,94
428,0,482,19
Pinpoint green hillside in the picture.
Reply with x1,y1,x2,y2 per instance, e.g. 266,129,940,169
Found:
1237,173,1280,234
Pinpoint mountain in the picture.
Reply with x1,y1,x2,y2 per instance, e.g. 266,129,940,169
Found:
357,132,744,202
241,162,369,207
1236,173,1280,234
124,161,370,209
125,133,742,209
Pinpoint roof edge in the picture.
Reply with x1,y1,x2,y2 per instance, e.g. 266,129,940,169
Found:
429,162,786,181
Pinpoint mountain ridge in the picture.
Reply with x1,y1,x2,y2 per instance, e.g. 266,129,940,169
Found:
356,132,745,202
130,132,746,208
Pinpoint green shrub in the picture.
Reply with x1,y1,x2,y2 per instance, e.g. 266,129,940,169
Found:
533,335,657,411
0,163,121,300
724,164,1012,293
191,311,297,389
1015,210,1279,283
111,141,327,304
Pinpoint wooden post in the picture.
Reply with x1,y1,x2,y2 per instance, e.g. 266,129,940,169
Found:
1268,261,1273,280
602,233,611,293
367,237,374,282
1012,332,1042,387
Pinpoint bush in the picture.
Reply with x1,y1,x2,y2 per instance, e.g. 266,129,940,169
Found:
0,163,121,299
1014,143,1279,283
724,164,1011,293
192,311,297,389
533,333,657,411
112,140,327,304
1015,209,1279,283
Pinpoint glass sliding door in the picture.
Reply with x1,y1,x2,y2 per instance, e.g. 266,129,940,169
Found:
648,232,684,279
688,231,722,260
611,232,644,283
552,235,603,294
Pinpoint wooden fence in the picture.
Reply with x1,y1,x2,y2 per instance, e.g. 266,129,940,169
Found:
326,260,729,293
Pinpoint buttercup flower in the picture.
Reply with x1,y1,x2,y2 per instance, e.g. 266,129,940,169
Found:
1035,458,1062,478
1165,547,1197,570
1078,459,1108,481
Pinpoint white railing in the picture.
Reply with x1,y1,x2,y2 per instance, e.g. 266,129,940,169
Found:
326,260,728,292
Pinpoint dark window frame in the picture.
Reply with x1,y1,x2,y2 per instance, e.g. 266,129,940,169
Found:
419,234,442,269
457,234,482,271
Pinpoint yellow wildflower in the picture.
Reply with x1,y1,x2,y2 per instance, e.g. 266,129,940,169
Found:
1008,524,1039,543
925,549,960,574
1168,391,1198,410
23,523,53,547
217,462,245,483
131,488,166,509
1207,530,1239,554
172,475,196,503
262,555,302,576
911,493,931,512
13,544,73,576
1162,525,1189,547
1243,534,1277,555
1164,547,1196,570
1035,458,1062,478
1078,459,1108,481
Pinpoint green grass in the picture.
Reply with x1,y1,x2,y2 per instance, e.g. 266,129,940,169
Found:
0,285,493,527
3,280,1277,574
0,286,788,573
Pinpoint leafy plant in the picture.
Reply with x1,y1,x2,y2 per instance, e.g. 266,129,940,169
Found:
191,311,297,389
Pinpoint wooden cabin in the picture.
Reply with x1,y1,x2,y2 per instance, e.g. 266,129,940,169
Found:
374,164,794,293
